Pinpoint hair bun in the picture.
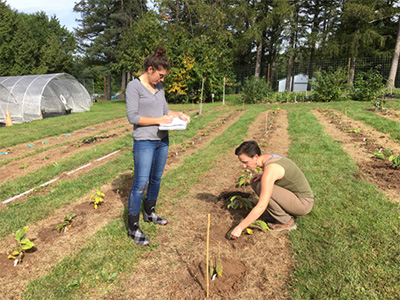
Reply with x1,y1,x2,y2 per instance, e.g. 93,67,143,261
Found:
154,46,166,57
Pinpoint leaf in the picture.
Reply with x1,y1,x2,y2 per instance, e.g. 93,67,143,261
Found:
250,220,270,231
216,259,223,277
244,198,253,210
373,152,385,160
8,254,16,259
11,250,20,256
209,260,214,279
15,226,28,242
21,240,34,250
246,228,253,235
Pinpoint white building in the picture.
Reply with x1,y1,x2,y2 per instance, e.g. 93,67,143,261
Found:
278,73,312,92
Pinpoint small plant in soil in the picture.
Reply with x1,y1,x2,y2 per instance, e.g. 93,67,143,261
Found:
236,169,253,189
181,142,191,150
245,220,270,235
52,212,77,233
227,195,253,210
373,148,391,160
7,226,34,266
347,128,360,134
90,189,105,209
389,154,400,169
20,163,27,169
209,243,223,280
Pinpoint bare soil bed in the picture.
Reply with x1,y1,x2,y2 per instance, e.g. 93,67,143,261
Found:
97,109,294,300
366,107,400,122
313,109,400,202
0,118,132,184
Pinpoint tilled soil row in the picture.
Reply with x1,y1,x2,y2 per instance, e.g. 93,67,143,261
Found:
1,109,238,205
0,125,131,184
97,109,293,300
0,107,242,300
367,107,400,122
313,109,400,202
0,117,131,161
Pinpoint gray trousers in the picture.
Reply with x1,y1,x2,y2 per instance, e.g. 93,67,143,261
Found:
251,181,314,224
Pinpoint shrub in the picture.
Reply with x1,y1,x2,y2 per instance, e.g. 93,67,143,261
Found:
350,67,387,106
310,67,347,102
241,76,272,104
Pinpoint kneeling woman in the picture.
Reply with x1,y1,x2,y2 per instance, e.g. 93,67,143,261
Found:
230,141,314,239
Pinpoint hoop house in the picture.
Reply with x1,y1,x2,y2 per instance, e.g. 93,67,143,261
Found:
0,83,23,124
0,73,91,124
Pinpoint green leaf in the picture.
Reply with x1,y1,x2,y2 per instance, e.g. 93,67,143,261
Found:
15,226,28,242
209,260,214,278
216,259,223,277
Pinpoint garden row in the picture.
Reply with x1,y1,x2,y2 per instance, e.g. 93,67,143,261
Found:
0,104,245,299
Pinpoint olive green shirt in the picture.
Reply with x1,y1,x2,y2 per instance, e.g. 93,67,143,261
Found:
265,157,314,198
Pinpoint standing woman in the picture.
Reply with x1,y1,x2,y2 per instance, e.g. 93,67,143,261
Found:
126,46,190,245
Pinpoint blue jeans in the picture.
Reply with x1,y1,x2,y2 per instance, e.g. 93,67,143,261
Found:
128,137,169,215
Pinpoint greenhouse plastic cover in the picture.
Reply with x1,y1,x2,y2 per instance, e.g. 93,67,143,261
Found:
0,73,91,124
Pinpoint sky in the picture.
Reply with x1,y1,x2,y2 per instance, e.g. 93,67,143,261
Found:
6,0,80,32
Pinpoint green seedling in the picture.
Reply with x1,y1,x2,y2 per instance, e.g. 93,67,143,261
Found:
374,148,391,160
245,220,270,235
236,168,253,189
20,163,27,169
90,189,105,209
52,212,77,233
209,243,223,280
7,226,34,266
181,142,191,150
347,128,360,133
389,155,400,169
227,195,253,210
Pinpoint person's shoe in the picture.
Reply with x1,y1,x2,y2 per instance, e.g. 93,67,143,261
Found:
128,213,149,246
143,200,168,226
267,217,297,232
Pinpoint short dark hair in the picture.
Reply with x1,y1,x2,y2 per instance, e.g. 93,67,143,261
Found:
235,141,261,157
143,46,171,72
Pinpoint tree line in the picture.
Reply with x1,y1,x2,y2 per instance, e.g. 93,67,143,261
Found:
1,0,399,103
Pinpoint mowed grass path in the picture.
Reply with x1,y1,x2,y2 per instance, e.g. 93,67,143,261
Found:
1,99,399,299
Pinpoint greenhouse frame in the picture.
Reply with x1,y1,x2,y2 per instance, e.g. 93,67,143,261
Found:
0,73,91,125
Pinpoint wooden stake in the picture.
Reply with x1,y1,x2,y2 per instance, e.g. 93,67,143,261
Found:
206,213,210,298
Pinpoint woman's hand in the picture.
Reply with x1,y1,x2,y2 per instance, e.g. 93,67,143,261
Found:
159,115,174,124
250,173,262,183
230,225,243,239
180,113,191,123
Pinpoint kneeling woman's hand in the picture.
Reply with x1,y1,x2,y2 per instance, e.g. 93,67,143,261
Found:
230,225,243,239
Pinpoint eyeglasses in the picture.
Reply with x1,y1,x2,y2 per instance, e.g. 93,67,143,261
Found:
155,70,167,79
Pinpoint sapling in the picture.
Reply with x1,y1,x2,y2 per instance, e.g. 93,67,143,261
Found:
90,189,105,209
374,148,391,160
245,220,270,235
389,155,400,169
209,242,223,280
53,212,77,233
227,195,253,210
8,226,34,266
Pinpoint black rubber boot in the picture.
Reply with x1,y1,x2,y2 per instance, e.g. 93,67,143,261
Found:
128,213,149,246
143,200,168,225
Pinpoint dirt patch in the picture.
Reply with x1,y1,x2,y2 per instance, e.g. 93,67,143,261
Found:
313,109,400,202
0,117,131,160
0,123,131,184
366,107,400,122
99,108,294,300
